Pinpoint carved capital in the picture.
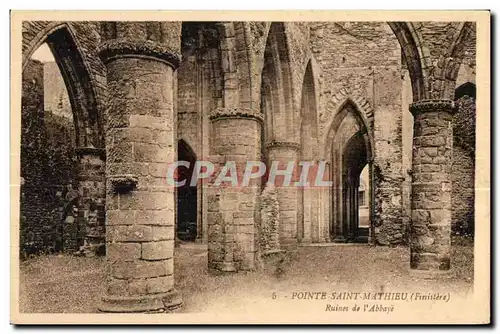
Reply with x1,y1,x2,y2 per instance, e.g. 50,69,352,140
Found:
409,99,457,117
208,107,263,124
109,174,138,194
98,39,181,69
265,141,301,151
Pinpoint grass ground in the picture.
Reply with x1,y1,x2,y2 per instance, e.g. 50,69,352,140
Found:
18,240,474,314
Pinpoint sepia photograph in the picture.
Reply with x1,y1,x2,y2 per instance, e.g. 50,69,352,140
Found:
10,10,490,324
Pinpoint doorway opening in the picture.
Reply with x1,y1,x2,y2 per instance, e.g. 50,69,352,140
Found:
328,101,373,243
176,139,198,242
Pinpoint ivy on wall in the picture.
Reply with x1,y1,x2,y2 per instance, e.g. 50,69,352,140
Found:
20,60,79,257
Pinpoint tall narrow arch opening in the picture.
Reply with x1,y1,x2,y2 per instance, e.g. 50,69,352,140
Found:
327,101,373,243
20,25,102,256
341,132,370,243
176,139,198,242
259,23,299,245
300,61,319,160
177,22,222,244
260,22,295,157
298,61,319,242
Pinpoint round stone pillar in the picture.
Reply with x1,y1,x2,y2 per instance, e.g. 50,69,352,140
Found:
76,147,106,256
409,100,457,273
265,141,300,247
208,108,263,272
98,22,182,313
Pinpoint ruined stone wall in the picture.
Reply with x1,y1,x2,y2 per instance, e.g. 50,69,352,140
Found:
21,59,79,256
177,26,225,243
44,113,80,252
20,59,47,255
452,96,475,235
311,22,405,244
177,53,201,156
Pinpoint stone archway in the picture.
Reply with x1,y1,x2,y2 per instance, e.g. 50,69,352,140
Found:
340,131,371,243
386,22,428,102
22,23,103,148
260,22,299,247
20,25,105,256
325,100,374,243
260,22,295,145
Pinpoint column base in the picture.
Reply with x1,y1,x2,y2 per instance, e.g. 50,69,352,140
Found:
333,235,348,243
300,238,313,245
208,261,238,275
280,238,298,248
219,261,237,272
99,289,182,313
409,269,451,279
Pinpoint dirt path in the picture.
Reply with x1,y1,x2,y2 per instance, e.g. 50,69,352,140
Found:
19,244,473,314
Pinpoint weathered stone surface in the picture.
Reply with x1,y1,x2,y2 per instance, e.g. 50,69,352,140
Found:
111,260,168,279
208,109,261,271
147,276,174,294
107,242,141,262
409,100,455,272
142,240,174,260
98,30,180,312
260,184,281,253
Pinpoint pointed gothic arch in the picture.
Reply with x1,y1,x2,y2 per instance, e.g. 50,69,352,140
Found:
442,22,476,99
23,24,103,148
325,99,374,243
323,95,374,162
387,22,428,101
260,22,295,148
300,60,319,160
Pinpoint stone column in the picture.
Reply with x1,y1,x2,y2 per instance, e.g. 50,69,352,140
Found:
344,181,353,241
353,184,359,239
98,22,182,313
409,100,456,273
332,150,346,243
266,141,300,247
348,183,357,240
301,187,313,244
301,161,323,244
319,163,331,243
208,108,263,272
76,147,106,256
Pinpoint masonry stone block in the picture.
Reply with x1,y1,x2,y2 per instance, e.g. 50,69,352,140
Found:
409,100,456,273
142,240,174,260
98,22,182,313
